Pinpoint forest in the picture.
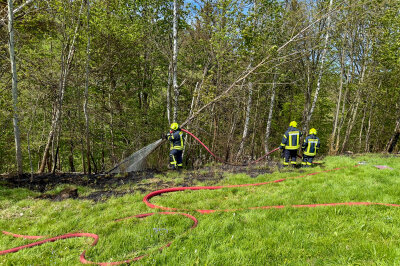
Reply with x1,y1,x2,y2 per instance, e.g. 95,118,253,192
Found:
1,0,400,174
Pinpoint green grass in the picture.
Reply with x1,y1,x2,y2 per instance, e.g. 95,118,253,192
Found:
1,154,400,265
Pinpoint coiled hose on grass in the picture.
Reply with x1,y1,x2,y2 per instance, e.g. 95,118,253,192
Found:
2,166,399,264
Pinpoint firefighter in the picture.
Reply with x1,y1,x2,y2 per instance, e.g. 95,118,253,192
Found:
279,121,302,167
164,122,185,170
301,128,320,167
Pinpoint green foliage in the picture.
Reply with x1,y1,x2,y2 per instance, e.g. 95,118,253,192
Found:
1,0,400,173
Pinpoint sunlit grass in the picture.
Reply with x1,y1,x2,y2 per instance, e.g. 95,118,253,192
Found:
1,154,400,264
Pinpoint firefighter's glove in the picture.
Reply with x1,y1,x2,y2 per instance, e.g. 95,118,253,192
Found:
165,133,171,140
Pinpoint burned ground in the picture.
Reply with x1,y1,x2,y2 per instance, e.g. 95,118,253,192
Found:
0,162,285,202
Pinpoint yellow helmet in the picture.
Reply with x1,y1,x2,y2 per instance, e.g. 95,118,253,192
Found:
289,121,297,127
170,122,179,131
309,128,317,135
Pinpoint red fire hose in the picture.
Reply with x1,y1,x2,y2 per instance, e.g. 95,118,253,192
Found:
3,165,399,264
0,212,198,265
143,166,367,212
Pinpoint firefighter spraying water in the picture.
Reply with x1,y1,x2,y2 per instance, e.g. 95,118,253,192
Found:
163,123,185,170
108,121,321,173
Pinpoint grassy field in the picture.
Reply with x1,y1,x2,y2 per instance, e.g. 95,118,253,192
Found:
1,154,400,265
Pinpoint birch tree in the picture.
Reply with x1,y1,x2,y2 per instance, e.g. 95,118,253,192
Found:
172,0,179,122
264,74,277,153
7,0,23,174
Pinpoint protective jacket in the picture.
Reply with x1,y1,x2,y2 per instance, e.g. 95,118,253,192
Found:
280,126,302,150
302,134,320,156
168,129,185,150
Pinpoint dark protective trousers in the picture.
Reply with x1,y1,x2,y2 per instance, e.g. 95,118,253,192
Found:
302,155,314,167
169,149,183,168
284,149,297,166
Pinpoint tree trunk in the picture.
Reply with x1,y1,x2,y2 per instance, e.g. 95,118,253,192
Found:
226,114,237,162
84,0,91,174
334,51,353,154
172,0,179,122
108,90,115,164
302,58,312,131
167,61,172,125
81,138,86,173
69,138,75,172
236,80,253,159
365,100,374,152
329,46,345,155
341,94,360,153
358,105,367,153
386,117,400,153
250,89,261,159
7,0,23,174
264,74,277,153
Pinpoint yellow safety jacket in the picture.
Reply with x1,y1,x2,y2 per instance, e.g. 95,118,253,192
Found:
302,134,320,156
280,126,302,150
168,129,185,150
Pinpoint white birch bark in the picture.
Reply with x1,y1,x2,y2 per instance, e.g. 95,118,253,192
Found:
167,61,172,125
7,0,23,174
236,62,253,159
264,74,277,154
172,0,179,122
329,46,345,154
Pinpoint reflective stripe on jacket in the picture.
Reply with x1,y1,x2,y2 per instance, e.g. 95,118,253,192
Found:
302,134,320,156
280,126,302,150
168,129,185,150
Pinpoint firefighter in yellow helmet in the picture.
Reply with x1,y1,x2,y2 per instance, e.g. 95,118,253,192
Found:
164,122,185,170
279,121,302,167
301,128,320,167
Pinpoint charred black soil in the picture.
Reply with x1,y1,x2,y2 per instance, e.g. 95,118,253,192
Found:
0,163,286,202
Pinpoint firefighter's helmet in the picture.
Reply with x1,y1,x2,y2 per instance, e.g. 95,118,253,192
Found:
309,128,317,135
170,123,179,131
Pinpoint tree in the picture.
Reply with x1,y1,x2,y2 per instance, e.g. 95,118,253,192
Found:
38,0,85,173
7,0,23,174
172,0,179,122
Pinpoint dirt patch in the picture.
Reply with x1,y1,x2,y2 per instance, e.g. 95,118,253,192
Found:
0,170,161,192
81,190,132,202
0,162,300,202
37,187,79,201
